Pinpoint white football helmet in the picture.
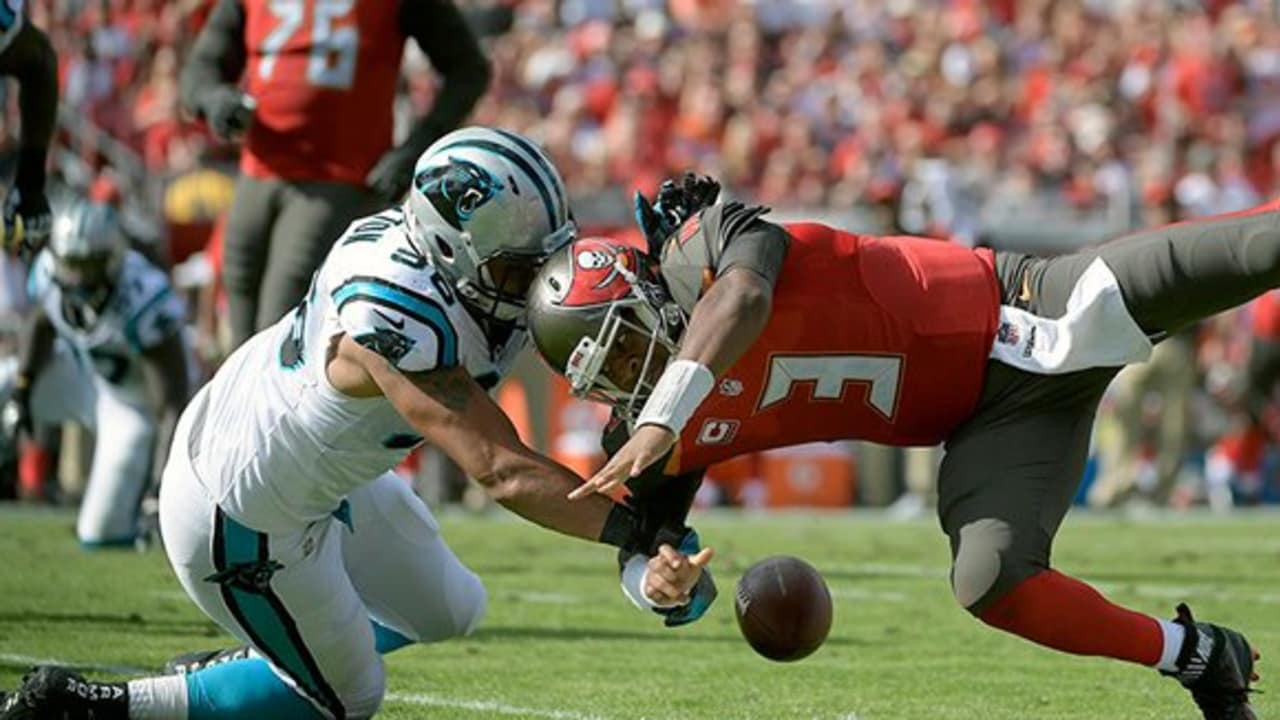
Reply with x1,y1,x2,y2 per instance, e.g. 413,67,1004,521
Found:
48,198,126,300
405,126,576,324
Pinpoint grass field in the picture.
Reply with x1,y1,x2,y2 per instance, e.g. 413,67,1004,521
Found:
0,505,1275,720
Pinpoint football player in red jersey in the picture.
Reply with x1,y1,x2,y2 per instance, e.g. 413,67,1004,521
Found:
527,175,1270,719
181,0,491,348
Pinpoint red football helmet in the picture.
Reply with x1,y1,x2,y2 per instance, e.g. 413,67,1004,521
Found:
526,237,685,420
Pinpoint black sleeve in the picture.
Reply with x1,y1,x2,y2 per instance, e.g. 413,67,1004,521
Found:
707,202,791,290
0,22,57,195
601,414,704,555
179,0,247,120
397,0,492,156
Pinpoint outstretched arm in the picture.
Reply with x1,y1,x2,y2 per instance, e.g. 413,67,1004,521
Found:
342,333,640,544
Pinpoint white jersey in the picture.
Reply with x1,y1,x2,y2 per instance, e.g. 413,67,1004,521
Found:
28,248,186,394
187,207,526,532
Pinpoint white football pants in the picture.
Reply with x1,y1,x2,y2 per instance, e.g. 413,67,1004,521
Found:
0,341,155,545
158,405,487,720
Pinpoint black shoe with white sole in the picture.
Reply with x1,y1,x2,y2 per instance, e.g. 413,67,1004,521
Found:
0,666,128,720
162,645,254,675
1163,604,1260,720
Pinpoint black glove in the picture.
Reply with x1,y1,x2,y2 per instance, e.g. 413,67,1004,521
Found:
365,144,419,205
633,173,721,254
3,186,50,259
200,86,255,141
2,378,32,440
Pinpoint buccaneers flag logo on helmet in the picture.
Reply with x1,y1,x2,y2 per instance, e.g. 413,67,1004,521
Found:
558,238,650,308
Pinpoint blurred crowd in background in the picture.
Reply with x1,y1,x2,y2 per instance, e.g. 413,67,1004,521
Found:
4,0,1280,510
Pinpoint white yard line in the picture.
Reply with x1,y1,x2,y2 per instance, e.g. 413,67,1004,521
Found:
386,692,615,720
0,653,149,676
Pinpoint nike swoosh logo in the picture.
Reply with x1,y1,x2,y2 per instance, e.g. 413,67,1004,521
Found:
373,309,406,330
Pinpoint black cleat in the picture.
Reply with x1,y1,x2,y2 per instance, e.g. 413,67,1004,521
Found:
0,666,128,720
1164,604,1260,720
162,645,254,675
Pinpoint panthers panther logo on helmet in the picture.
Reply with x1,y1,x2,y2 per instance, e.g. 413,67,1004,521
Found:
413,157,504,231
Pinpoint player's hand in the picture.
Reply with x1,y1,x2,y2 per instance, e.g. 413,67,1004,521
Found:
633,172,721,252
366,145,418,205
202,87,255,141
1,380,33,440
569,424,677,500
644,543,714,606
2,187,51,258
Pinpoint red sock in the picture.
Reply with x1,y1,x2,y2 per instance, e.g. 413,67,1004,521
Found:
978,569,1163,666
17,440,50,500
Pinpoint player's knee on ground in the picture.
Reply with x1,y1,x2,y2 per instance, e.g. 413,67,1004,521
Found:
75,508,135,548
949,518,1045,615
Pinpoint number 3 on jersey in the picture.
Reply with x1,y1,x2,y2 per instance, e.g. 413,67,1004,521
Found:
258,0,358,89
759,354,904,420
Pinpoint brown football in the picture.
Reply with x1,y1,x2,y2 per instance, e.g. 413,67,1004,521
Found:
734,556,833,662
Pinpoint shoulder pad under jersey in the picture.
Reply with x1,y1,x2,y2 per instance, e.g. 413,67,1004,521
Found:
329,210,461,373
659,201,771,313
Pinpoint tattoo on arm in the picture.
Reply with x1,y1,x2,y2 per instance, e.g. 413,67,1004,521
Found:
408,365,473,412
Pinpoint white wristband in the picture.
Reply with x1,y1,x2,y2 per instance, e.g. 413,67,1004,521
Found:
620,553,684,610
635,360,714,435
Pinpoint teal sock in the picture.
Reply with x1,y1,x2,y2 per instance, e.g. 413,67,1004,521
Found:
186,658,325,720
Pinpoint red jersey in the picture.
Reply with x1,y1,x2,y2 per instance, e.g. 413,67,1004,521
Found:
242,0,405,183
1252,291,1280,341
666,223,1000,473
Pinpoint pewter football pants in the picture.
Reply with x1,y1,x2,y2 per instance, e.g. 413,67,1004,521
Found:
944,199,1280,613
158,410,486,720
222,177,379,350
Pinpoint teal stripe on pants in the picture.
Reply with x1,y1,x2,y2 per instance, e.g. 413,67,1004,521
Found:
217,512,345,719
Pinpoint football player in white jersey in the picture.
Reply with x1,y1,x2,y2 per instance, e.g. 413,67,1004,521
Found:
1,198,191,547
0,127,712,720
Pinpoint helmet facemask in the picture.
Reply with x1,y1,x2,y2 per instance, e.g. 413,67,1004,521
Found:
452,224,576,328
563,261,685,424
